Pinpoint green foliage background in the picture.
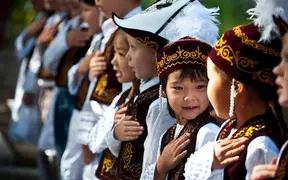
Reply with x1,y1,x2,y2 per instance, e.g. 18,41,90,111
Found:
9,0,254,35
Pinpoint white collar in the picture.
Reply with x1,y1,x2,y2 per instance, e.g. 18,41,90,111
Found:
124,5,142,18
139,77,159,93
122,82,133,92
101,18,117,38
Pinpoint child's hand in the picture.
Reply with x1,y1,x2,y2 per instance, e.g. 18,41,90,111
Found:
89,51,107,78
213,136,246,169
36,26,57,45
114,116,143,141
27,16,47,37
155,133,190,179
251,158,277,180
81,145,95,165
77,54,93,75
114,105,128,124
67,29,91,47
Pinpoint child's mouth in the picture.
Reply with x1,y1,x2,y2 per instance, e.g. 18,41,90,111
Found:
182,106,199,110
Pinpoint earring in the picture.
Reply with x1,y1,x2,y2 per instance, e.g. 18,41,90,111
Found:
159,84,163,113
229,79,235,118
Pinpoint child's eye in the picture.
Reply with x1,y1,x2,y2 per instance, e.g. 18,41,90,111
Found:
172,86,183,90
196,85,207,89
119,52,126,57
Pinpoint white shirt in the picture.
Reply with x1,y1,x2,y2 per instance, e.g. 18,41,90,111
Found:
184,120,279,180
43,15,81,74
141,122,219,180
88,82,132,153
106,77,160,157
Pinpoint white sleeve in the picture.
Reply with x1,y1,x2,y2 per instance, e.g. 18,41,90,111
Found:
14,29,36,61
140,132,165,180
184,121,231,180
142,98,175,177
88,95,119,153
43,26,70,74
105,125,122,157
245,136,279,180
195,123,220,151
67,61,85,95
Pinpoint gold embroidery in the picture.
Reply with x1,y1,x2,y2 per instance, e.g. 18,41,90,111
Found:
234,121,265,139
233,26,280,57
275,154,288,180
122,143,142,178
135,37,159,51
214,35,276,85
157,46,207,75
102,154,115,173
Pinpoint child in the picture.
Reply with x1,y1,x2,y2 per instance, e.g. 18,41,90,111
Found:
111,1,220,179
141,37,220,180
75,0,142,179
59,0,103,179
184,16,288,180
88,29,140,179
9,0,48,145
251,3,288,180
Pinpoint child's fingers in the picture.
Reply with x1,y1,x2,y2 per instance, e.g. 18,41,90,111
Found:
124,126,143,132
253,164,277,173
251,168,276,180
271,157,277,164
174,150,187,163
221,138,246,152
125,131,143,136
221,156,240,166
224,145,245,158
174,139,190,156
174,133,191,148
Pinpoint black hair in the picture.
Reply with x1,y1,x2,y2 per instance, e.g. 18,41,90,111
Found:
161,67,209,118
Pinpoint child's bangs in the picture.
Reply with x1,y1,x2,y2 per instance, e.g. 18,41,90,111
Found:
179,67,208,82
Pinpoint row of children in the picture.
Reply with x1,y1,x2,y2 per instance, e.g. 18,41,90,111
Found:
10,0,288,179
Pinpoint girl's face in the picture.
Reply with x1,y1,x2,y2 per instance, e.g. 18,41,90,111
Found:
81,3,100,33
126,34,157,80
207,58,231,119
273,33,288,107
166,70,209,121
111,32,136,83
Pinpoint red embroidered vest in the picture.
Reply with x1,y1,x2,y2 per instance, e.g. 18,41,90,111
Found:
160,108,219,180
114,84,159,180
217,109,285,180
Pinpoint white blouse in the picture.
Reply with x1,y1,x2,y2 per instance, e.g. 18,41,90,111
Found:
184,121,279,180
141,122,220,180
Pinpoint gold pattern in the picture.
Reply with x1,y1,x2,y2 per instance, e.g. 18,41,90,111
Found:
122,143,142,178
157,46,207,75
275,154,288,180
213,34,276,85
135,37,159,51
233,26,280,57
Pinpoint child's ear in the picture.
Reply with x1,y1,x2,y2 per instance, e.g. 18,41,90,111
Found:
162,91,167,98
234,80,244,98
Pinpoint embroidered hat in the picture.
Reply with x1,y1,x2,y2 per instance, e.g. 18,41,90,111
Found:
112,0,219,52
273,15,288,37
157,36,211,79
209,24,282,90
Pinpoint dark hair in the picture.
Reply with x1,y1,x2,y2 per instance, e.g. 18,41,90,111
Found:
161,67,209,118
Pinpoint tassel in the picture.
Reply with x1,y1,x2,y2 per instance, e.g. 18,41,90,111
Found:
159,84,163,114
229,79,235,118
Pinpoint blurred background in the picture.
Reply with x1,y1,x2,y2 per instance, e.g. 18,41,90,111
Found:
0,0,270,179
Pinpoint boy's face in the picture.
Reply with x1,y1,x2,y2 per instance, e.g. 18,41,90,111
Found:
111,32,136,83
166,70,209,121
273,33,288,107
207,58,231,119
94,0,121,18
81,2,100,33
126,34,157,80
